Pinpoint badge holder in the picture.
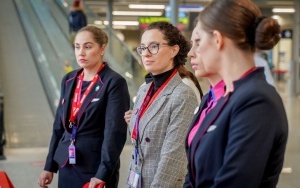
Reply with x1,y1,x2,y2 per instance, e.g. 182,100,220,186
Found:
127,169,141,188
69,140,76,164
69,125,77,164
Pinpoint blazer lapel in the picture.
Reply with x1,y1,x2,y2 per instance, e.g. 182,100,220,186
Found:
76,72,105,128
187,93,210,134
185,93,210,151
63,72,78,131
189,94,231,162
138,73,181,141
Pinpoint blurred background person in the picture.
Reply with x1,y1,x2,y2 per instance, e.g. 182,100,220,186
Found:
254,51,275,86
68,0,87,46
64,59,73,74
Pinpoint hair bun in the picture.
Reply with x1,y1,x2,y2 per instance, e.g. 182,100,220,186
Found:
255,17,281,50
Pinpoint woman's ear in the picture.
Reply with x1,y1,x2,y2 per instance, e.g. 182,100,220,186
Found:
172,45,180,58
101,44,106,54
212,30,223,50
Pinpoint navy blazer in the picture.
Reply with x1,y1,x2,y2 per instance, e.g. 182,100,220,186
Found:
184,68,288,188
44,64,130,182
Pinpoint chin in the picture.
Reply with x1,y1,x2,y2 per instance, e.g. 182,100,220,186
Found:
195,71,206,78
144,67,153,73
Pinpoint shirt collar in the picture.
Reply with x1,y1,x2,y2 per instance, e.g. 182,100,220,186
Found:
209,80,225,102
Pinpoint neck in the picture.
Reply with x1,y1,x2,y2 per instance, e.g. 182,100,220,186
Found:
83,63,103,81
151,68,174,91
207,74,223,87
220,50,255,94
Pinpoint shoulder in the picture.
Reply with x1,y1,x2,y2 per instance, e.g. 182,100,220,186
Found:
232,72,281,109
170,77,197,104
181,78,200,100
101,65,126,82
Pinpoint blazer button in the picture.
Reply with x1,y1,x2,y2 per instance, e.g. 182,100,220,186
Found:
145,137,150,142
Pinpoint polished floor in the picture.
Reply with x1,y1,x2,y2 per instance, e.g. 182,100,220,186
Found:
0,0,299,187
0,82,299,188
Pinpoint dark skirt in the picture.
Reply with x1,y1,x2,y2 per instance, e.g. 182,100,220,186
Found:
58,163,119,188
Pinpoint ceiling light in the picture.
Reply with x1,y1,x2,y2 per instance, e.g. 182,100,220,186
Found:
94,20,102,25
102,21,139,26
165,5,204,12
112,11,163,16
272,15,281,20
94,20,139,27
129,4,165,9
112,25,127,30
272,8,295,13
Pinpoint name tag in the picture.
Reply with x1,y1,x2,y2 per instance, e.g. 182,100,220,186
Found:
69,144,76,164
127,170,140,188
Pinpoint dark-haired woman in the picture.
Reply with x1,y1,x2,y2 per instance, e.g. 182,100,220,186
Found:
184,0,288,187
126,21,198,187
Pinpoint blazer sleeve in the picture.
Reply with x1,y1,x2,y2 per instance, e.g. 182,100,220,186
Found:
95,76,130,181
212,93,288,187
151,87,197,187
44,76,67,173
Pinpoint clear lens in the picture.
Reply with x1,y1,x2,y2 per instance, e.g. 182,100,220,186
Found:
136,43,160,56
148,43,159,54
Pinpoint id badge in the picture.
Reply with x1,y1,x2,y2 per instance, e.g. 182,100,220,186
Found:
69,144,76,164
132,172,140,188
127,170,141,188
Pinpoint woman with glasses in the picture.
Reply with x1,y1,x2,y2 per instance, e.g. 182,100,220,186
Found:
126,21,198,188
184,0,288,187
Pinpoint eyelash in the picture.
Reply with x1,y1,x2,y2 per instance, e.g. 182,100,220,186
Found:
75,46,92,49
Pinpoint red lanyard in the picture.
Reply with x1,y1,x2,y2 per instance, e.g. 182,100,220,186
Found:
131,69,178,140
69,64,104,125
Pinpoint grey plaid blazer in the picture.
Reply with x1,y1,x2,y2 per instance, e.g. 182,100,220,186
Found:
127,73,198,187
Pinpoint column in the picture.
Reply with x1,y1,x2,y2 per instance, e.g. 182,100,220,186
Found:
170,0,179,27
289,0,300,96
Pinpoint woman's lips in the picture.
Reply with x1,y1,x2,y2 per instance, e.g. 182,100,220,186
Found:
79,59,87,63
191,62,198,69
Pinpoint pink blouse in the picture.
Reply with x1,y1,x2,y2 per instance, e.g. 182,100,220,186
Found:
188,80,225,146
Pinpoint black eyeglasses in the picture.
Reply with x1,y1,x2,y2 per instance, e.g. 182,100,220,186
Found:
136,43,169,56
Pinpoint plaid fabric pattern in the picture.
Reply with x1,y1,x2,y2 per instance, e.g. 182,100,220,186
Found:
128,73,198,187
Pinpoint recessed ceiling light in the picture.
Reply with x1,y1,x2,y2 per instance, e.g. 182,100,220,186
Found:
112,11,163,16
272,8,295,13
129,4,165,9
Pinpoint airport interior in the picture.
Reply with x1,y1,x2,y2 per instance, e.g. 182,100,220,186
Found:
0,0,299,187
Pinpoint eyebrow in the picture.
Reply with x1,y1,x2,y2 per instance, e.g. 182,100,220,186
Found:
75,42,93,45
141,41,160,45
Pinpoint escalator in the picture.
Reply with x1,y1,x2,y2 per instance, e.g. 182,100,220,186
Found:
14,0,144,113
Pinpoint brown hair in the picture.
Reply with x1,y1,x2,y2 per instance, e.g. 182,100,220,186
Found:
77,26,108,46
198,0,280,52
178,66,203,99
145,21,191,68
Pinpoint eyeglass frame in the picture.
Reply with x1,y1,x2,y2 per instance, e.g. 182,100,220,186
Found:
136,42,169,56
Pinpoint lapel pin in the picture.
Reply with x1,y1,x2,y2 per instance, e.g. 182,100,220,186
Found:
207,125,217,132
95,86,99,91
194,106,199,114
